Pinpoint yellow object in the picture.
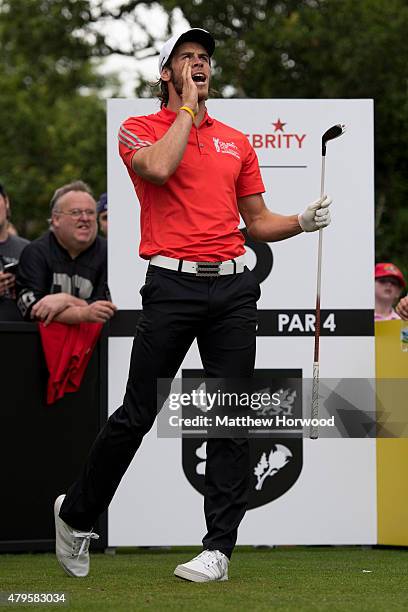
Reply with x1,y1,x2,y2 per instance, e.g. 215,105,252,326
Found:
179,106,196,121
376,320,408,545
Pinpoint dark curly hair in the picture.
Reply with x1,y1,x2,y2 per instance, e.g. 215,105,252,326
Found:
151,78,169,108
153,57,171,107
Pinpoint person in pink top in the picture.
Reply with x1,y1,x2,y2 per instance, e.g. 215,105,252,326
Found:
375,262,406,320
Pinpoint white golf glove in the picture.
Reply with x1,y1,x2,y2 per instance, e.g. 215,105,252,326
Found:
298,195,332,232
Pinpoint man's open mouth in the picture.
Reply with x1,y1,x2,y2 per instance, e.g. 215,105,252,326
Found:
192,73,206,83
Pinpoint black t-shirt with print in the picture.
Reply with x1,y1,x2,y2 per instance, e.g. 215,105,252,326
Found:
16,231,110,320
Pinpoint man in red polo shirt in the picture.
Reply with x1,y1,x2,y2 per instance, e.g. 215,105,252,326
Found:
55,28,331,582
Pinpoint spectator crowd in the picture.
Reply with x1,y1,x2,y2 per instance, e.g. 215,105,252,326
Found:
1,179,407,325
0,181,114,325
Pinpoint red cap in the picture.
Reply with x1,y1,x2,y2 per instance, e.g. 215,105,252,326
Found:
375,262,406,289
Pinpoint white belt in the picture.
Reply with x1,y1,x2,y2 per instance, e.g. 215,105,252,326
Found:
150,254,246,276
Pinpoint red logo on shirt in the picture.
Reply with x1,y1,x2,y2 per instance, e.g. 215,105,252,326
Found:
212,137,241,159
246,119,306,149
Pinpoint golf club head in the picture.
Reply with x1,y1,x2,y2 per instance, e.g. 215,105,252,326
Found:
322,124,346,156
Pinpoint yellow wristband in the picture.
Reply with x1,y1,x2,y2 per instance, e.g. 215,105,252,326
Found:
179,106,196,121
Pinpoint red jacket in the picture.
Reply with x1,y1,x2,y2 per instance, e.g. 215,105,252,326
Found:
39,321,103,405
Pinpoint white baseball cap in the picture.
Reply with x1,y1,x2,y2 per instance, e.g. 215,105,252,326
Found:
158,28,215,73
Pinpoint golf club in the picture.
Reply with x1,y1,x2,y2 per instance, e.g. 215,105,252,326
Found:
310,124,346,440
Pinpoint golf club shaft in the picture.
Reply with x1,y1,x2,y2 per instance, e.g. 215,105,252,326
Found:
310,155,326,439
315,154,326,361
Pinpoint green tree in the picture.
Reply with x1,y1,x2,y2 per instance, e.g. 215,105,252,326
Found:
2,0,407,275
0,0,113,237
142,0,408,274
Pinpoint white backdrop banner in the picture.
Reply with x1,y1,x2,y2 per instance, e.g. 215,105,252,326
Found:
107,99,376,546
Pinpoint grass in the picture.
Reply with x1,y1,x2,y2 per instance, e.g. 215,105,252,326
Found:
1,546,408,611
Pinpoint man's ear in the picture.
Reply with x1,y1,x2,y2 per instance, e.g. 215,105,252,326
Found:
50,212,59,229
5,197,11,220
160,67,172,83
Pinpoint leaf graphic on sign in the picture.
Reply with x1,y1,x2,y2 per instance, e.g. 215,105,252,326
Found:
254,452,269,478
254,444,293,491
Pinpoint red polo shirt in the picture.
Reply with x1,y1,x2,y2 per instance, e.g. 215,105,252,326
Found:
118,106,265,261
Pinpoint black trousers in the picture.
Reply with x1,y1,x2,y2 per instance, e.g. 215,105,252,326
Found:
60,265,260,558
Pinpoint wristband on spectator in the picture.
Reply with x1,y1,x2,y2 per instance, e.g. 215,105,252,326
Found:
179,106,196,121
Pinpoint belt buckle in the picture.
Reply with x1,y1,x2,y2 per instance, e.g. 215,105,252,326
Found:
196,262,221,277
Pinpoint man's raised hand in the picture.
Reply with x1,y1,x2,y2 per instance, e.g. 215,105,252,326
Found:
181,61,198,116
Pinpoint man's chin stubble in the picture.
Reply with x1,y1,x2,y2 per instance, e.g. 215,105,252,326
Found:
172,78,210,102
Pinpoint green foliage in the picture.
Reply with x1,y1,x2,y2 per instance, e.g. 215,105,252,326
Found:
0,0,108,237
1,0,407,274
159,0,408,275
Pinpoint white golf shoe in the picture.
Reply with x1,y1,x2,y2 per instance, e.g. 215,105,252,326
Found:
54,494,99,578
174,550,229,582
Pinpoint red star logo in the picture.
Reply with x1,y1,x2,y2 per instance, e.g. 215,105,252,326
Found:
272,118,286,132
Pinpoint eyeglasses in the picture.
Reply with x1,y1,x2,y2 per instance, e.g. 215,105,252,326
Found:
55,209,96,219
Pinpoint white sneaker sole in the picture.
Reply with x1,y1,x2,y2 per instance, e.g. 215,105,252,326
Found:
174,565,228,582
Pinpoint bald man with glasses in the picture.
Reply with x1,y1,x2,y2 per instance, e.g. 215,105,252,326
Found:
17,180,116,325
